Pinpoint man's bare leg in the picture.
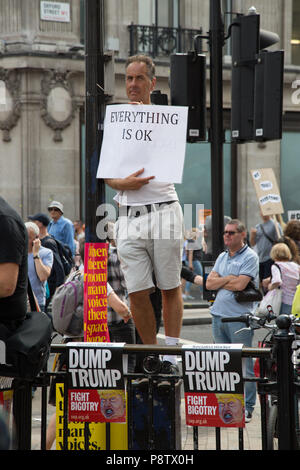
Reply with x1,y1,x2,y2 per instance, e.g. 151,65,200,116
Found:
129,289,157,344
161,286,183,366
161,286,183,338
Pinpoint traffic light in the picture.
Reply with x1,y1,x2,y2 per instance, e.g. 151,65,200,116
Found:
170,52,207,142
231,10,283,142
253,50,284,141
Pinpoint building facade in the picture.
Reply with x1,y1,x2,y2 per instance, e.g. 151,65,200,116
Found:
0,0,299,231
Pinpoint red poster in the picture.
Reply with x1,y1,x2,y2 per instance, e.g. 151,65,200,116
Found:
185,392,245,428
182,345,245,428
68,389,126,423
84,243,110,342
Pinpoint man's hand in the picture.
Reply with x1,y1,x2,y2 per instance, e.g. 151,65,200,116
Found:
32,238,41,257
105,168,155,191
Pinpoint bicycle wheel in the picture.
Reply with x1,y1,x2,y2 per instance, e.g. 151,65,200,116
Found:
266,403,278,450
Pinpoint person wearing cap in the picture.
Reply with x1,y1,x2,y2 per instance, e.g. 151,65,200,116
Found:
28,213,65,303
47,201,75,256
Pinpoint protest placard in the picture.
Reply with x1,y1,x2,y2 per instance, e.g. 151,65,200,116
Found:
182,344,244,428
84,243,110,343
96,104,188,183
55,384,128,450
67,343,126,424
250,168,284,216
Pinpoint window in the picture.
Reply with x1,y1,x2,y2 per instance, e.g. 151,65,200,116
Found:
138,0,180,27
222,0,233,56
292,0,300,65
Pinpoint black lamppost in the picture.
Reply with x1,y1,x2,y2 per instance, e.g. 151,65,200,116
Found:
209,0,225,258
85,0,106,242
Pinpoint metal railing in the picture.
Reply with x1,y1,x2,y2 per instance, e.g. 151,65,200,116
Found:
128,23,203,58
4,318,300,451
6,343,278,451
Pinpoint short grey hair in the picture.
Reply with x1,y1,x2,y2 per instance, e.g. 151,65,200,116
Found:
25,221,40,236
226,219,246,233
126,55,156,80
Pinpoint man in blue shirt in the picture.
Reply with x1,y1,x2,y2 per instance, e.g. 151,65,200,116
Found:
206,219,259,423
47,201,75,256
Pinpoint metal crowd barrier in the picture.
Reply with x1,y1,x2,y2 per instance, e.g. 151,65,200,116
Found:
2,343,280,451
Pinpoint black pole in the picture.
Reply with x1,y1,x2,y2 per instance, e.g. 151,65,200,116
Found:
209,0,225,258
85,0,106,242
12,380,32,449
274,315,298,450
231,142,238,218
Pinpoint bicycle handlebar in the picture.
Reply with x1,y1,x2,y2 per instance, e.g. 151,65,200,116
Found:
221,312,300,333
221,315,249,324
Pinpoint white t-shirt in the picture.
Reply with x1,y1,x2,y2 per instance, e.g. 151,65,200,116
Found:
113,180,178,206
271,261,300,305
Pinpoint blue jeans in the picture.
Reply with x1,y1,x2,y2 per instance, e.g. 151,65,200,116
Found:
212,315,257,413
280,302,291,315
185,260,203,294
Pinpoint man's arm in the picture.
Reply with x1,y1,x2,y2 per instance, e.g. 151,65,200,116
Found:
222,274,252,292
206,271,237,290
105,168,155,191
206,271,252,292
0,263,19,298
33,239,52,282
63,221,75,256
249,228,257,247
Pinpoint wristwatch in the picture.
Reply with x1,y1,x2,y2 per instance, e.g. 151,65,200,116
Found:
33,255,40,260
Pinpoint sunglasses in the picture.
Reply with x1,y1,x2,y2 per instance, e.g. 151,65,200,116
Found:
223,230,239,236
48,208,59,212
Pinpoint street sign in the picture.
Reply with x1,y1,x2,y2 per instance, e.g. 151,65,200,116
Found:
40,1,70,22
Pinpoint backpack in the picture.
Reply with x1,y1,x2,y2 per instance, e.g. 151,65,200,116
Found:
51,271,84,337
41,236,65,292
54,238,74,276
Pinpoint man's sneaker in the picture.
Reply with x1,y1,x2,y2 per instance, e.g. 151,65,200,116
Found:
185,295,195,300
156,361,180,394
160,360,180,375
131,377,149,392
245,410,252,423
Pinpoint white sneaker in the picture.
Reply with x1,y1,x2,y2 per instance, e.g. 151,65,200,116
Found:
245,410,252,423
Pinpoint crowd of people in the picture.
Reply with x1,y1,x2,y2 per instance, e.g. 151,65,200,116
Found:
250,212,300,315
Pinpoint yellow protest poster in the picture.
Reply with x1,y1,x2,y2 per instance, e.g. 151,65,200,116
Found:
55,384,128,450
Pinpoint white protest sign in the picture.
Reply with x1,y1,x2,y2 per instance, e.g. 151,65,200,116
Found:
96,104,188,183
250,168,284,216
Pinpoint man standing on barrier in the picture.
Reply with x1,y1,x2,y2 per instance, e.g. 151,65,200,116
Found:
206,219,259,423
104,55,184,373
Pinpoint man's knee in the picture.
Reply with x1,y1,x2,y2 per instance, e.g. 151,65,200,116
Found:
129,289,153,305
161,285,182,299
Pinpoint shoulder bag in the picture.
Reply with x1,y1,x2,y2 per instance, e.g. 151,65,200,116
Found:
234,280,263,303
0,281,53,380
257,264,282,316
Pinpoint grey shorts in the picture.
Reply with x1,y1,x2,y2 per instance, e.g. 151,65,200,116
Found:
115,201,184,294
